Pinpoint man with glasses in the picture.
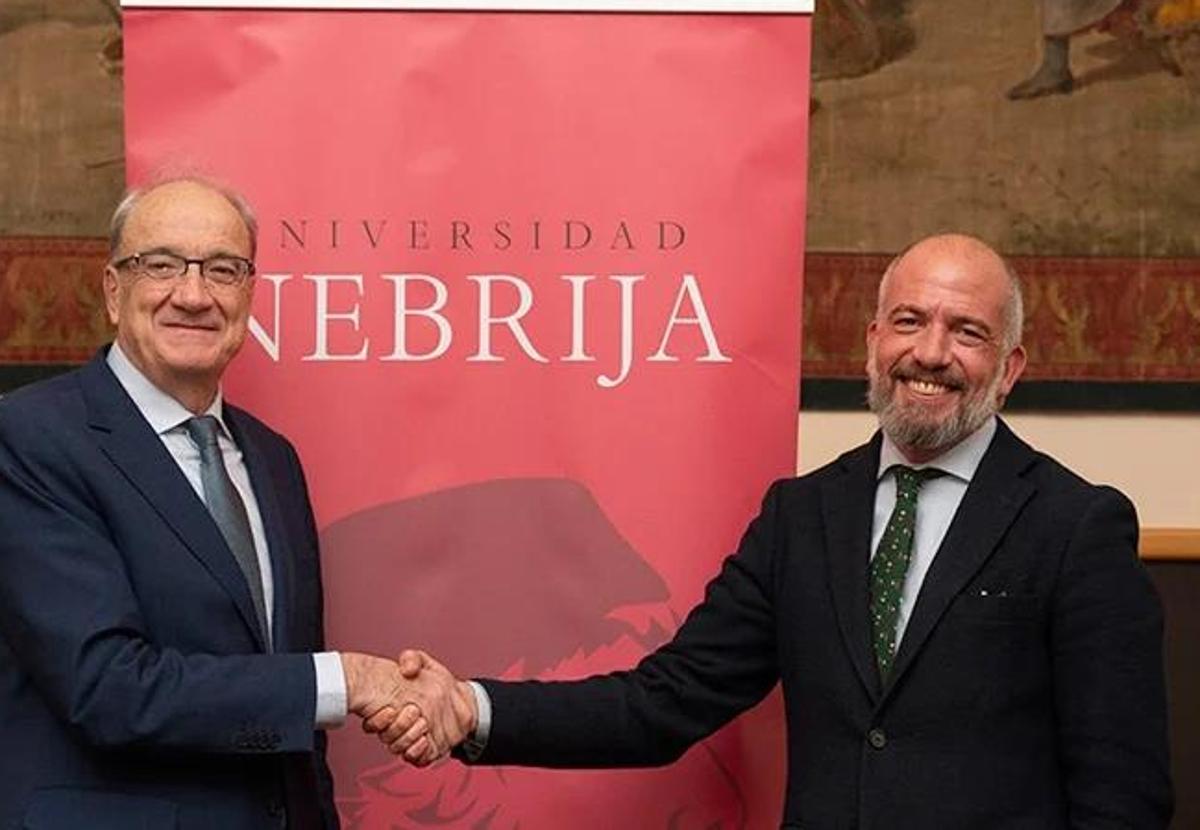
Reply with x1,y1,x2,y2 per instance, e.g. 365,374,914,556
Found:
0,178,429,829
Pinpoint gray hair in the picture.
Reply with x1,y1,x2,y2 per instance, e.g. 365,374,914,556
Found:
108,175,259,259
875,234,1024,352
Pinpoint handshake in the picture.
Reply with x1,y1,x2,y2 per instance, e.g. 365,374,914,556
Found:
340,650,478,766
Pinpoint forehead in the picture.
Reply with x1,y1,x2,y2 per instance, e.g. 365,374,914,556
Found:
882,242,1010,326
119,182,251,256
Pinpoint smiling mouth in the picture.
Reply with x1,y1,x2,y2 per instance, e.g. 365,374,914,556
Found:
162,321,219,332
896,375,964,398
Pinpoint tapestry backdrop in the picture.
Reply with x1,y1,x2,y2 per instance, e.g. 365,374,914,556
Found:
123,4,812,828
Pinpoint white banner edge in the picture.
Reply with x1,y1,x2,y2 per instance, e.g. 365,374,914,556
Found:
118,0,814,12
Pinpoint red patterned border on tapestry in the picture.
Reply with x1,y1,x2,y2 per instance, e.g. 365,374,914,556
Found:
804,252,1200,381
3,240,1199,380
0,237,111,363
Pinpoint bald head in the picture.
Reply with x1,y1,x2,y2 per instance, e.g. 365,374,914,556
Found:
102,176,258,414
877,234,1024,352
109,176,258,260
865,233,1029,461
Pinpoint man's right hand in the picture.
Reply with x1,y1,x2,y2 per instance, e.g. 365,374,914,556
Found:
338,651,432,754
361,649,478,767
339,652,417,718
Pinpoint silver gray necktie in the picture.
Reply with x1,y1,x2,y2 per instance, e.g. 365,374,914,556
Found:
185,415,271,649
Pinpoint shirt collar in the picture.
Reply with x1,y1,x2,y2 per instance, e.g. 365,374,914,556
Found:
877,416,997,484
106,342,228,437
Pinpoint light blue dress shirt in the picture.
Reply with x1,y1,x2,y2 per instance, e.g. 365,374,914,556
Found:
872,417,996,644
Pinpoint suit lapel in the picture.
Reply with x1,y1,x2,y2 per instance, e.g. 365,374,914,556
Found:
226,407,293,653
884,420,1037,695
80,354,268,652
822,435,884,701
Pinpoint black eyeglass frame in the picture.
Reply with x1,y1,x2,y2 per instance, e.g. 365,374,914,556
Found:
111,251,256,286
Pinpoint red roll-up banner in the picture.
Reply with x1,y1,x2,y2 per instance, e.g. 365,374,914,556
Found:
122,2,812,826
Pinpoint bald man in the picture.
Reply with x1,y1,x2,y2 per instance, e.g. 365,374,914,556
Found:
0,179,434,830
376,234,1173,828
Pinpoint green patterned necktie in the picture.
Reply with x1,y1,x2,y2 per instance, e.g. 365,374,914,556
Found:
870,464,944,680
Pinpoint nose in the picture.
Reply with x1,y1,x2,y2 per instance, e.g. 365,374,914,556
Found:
911,323,952,369
170,263,215,309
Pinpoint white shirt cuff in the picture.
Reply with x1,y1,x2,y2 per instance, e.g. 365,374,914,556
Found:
313,651,348,728
462,680,492,760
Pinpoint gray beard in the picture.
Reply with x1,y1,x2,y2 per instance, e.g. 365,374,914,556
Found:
867,364,1003,456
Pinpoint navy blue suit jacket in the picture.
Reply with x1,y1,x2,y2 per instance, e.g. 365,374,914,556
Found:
0,351,337,829
476,421,1173,829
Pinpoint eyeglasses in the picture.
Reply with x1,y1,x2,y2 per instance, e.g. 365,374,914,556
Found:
112,252,255,286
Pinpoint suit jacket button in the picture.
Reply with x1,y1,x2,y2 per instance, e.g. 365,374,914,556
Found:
867,728,887,750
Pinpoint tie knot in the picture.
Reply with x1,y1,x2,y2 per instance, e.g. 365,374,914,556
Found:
185,415,223,452
889,464,944,500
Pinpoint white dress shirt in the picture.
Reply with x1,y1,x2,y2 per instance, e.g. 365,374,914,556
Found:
872,416,996,644
106,344,347,728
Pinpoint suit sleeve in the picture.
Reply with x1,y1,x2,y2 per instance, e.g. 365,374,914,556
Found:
1051,487,1173,827
476,479,787,768
0,415,318,755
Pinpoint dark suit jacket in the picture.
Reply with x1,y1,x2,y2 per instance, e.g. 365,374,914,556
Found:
476,420,1173,829
0,351,337,830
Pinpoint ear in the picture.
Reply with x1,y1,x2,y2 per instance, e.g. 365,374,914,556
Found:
864,318,880,373
103,265,122,326
996,344,1027,401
